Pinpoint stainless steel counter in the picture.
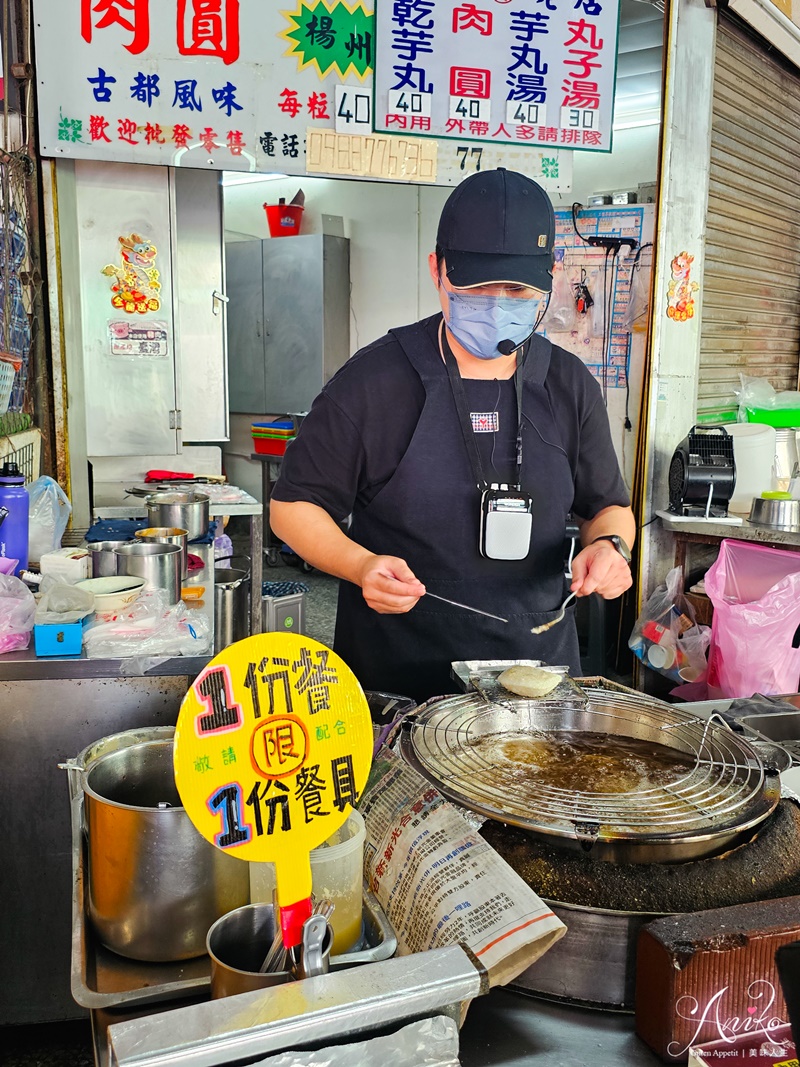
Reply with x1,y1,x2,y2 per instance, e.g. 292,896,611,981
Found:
0,551,217,1024
660,513,800,546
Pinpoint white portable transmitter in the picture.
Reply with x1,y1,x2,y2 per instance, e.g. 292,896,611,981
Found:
479,483,534,560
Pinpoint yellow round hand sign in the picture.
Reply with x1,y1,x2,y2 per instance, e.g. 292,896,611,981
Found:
174,633,372,924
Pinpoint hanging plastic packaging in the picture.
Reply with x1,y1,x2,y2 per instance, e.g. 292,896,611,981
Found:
629,566,710,684
0,461,29,575
623,262,651,332
27,476,71,563
705,539,800,698
542,262,576,333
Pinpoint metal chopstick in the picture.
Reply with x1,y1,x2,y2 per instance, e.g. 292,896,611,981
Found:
423,591,508,624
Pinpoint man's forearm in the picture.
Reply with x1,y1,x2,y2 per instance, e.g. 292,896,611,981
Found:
269,499,374,585
579,505,636,548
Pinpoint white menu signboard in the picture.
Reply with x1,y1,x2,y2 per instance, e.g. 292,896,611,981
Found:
373,0,620,153
30,0,572,189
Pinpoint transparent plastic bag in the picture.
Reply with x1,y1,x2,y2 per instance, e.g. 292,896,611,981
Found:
82,589,211,659
35,575,94,624
705,539,800,698
542,260,576,333
735,374,800,423
623,261,651,332
28,476,72,561
0,572,36,653
629,567,710,684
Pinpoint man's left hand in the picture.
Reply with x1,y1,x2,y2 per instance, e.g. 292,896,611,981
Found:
570,540,632,599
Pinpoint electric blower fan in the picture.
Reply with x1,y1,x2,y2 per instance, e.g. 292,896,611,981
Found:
668,426,736,518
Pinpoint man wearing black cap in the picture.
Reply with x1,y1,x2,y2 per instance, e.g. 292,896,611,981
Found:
270,169,634,702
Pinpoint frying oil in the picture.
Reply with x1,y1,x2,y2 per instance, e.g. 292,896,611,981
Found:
470,731,694,794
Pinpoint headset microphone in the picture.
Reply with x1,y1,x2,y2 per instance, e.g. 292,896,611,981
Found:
497,339,517,355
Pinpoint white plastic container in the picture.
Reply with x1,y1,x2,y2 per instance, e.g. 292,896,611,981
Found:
727,423,777,514
249,809,365,955
39,547,92,584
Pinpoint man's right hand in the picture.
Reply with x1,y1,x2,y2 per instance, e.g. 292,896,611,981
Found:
357,555,426,614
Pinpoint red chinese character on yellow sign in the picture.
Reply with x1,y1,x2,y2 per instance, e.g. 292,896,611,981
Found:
251,715,308,779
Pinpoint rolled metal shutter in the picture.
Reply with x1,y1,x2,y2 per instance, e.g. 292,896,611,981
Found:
697,14,800,419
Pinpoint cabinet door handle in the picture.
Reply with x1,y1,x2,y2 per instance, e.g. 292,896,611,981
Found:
212,290,230,316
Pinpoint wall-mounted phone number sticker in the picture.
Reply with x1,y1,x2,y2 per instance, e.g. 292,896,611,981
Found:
173,633,373,865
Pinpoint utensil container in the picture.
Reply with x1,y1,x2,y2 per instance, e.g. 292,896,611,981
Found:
83,739,249,962
134,527,189,579
250,810,366,955
145,491,209,541
262,590,306,634
215,567,250,650
115,542,182,605
206,903,293,999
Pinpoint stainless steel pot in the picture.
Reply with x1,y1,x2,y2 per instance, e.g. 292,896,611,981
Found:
214,567,250,651
83,739,249,962
145,491,210,541
115,542,183,604
87,540,128,578
134,527,189,579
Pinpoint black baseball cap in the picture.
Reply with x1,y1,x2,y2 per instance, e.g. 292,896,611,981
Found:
437,168,555,292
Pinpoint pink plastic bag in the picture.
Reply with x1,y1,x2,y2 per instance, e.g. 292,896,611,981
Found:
705,539,800,697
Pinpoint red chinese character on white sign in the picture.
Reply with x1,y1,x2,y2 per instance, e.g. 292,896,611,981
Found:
177,0,240,65
81,0,150,55
452,4,493,35
450,67,491,98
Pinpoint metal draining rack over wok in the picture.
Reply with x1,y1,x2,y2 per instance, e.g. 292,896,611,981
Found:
401,686,781,863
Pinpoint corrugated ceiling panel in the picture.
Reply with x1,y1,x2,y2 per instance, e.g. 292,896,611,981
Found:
697,16,800,414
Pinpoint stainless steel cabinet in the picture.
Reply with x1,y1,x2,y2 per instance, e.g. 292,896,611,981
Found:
226,234,350,414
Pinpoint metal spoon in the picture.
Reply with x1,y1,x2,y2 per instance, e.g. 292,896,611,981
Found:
531,590,577,635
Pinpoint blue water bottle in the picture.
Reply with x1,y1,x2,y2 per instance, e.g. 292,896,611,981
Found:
0,462,29,575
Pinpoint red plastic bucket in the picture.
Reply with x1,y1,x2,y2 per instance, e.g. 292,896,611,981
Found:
264,203,304,238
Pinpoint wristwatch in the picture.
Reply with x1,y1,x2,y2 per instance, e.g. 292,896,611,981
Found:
592,534,632,564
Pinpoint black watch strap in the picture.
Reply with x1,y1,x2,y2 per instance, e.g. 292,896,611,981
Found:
592,534,631,563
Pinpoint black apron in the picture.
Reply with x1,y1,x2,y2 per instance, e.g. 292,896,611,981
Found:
333,318,580,703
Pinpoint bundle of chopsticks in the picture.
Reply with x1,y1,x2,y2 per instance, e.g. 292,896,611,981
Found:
259,895,335,974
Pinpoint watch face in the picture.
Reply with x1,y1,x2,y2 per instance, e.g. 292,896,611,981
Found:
597,535,631,562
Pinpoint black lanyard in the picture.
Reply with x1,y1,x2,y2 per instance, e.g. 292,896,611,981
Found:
440,322,528,491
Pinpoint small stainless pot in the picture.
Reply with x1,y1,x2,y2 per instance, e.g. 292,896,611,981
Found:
145,491,210,541
115,542,183,604
87,540,128,578
134,527,189,579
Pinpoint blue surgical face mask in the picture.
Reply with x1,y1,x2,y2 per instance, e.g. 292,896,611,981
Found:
443,288,544,360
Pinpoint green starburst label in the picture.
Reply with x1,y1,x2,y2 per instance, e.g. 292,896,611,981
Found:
280,1,374,82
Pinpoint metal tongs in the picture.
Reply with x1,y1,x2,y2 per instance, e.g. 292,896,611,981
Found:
259,897,334,977
290,913,331,980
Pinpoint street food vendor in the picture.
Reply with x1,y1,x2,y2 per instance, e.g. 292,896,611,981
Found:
270,168,635,701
